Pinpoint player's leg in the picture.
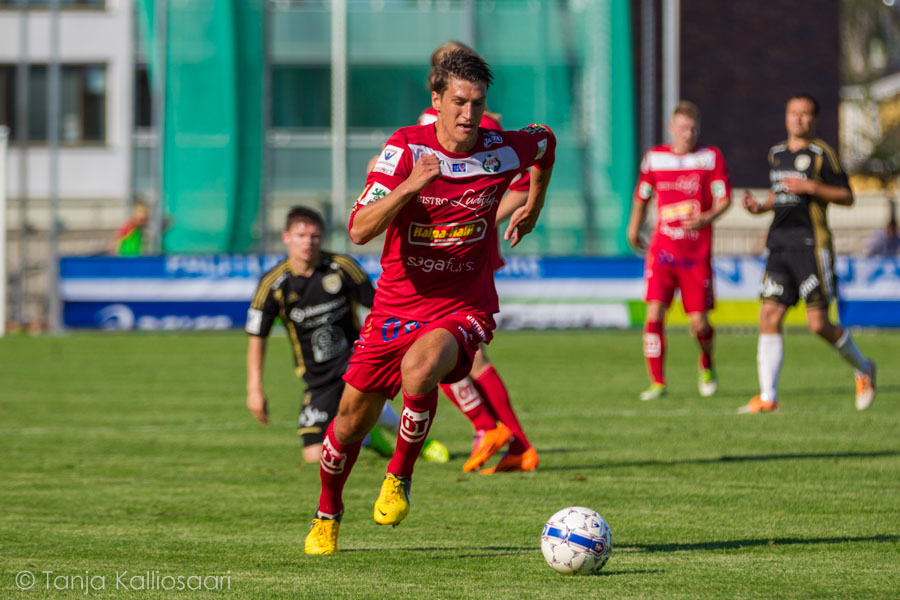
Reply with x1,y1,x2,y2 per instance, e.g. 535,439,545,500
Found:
374,327,460,526
377,399,449,464
439,375,500,447
298,389,327,464
806,310,876,410
472,345,538,475
739,299,787,414
640,300,669,400
680,258,717,396
305,384,386,555
687,311,717,396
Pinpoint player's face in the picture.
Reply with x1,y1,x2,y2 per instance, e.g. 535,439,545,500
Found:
282,221,322,266
432,77,487,152
785,98,817,139
668,114,699,154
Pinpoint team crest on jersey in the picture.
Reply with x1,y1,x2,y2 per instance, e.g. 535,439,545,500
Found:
794,154,811,172
374,145,403,175
358,182,392,206
481,153,501,173
408,218,488,246
452,163,467,173
484,131,503,148
322,273,342,294
521,123,550,135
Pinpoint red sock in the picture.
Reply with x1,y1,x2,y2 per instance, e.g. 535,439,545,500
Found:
696,325,714,370
644,320,665,385
387,389,438,479
317,422,362,517
440,378,497,432
472,366,530,454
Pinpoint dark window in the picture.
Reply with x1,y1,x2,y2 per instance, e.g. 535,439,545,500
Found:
272,65,330,128
134,64,151,128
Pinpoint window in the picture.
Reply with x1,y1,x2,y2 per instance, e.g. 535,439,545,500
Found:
271,65,330,128
0,63,106,144
134,64,151,129
0,1,105,7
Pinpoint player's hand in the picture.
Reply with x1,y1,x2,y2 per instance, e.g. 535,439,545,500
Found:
247,390,269,426
782,177,815,195
682,212,708,230
404,154,441,194
504,205,539,248
742,190,763,214
626,224,645,252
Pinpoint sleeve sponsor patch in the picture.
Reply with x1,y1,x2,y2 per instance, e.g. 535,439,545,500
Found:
373,145,404,176
521,123,550,135
711,180,726,200
638,181,654,200
484,131,503,148
535,138,548,161
245,308,263,335
358,182,393,206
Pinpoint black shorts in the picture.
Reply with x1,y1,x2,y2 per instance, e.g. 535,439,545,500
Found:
297,378,345,447
761,246,836,309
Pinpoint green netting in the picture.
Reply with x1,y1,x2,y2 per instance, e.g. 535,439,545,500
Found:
137,0,263,253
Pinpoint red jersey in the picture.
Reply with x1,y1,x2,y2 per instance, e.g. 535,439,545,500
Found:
419,108,530,193
353,123,556,322
636,144,731,260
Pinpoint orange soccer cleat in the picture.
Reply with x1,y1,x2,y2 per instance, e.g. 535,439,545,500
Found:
737,395,779,414
480,446,540,474
855,362,876,411
462,424,512,472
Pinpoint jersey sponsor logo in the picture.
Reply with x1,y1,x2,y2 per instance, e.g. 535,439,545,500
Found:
245,308,263,335
799,274,820,300
358,182,392,206
455,185,499,213
643,332,662,358
521,123,550,135
484,131,503,148
405,256,476,273
761,274,784,298
418,195,449,206
451,162,467,173
320,436,347,474
289,297,348,325
794,154,811,171
466,315,488,343
322,273,342,294
646,148,716,171
657,174,701,197
399,406,431,444
374,144,403,175
660,200,699,223
311,324,349,363
535,138,548,161
408,217,488,246
482,153,501,173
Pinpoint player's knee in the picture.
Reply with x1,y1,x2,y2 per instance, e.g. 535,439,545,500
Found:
400,353,441,394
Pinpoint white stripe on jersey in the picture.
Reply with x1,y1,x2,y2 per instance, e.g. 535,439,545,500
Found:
409,143,522,178
644,148,717,172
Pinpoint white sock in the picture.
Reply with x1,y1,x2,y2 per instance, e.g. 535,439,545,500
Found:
834,330,871,376
757,334,783,403
377,402,401,431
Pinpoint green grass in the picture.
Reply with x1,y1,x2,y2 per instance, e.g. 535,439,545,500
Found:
1,329,898,599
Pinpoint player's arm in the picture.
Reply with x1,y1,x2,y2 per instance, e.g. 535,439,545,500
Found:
742,189,775,214
246,335,269,425
350,154,440,245
505,165,552,248
684,151,733,230
626,194,650,252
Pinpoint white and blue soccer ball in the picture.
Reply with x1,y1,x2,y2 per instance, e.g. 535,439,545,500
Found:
541,506,612,574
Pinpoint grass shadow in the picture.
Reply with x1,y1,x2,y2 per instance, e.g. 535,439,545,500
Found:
622,534,899,553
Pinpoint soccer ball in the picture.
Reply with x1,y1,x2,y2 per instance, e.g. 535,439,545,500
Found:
540,506,612,574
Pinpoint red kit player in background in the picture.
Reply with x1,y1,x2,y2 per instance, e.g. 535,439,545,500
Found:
304,50,556,555
626,101,732,401
419,41,537,474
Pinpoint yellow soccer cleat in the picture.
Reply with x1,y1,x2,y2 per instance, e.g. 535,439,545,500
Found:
373,473,411,526
421,438,450,463
462,424,512,472
639,382,667,401
304,517,340,555
698,368,718,397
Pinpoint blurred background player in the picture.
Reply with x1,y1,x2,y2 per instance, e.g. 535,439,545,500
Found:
245,206,449,463
420,41,538,474
741,93,876,413
866,199,899,256
305,50,556,554
109,199,149,256
626,101,732,401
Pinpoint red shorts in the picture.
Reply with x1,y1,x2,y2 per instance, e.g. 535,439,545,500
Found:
644,249,714,313
343,312,495,399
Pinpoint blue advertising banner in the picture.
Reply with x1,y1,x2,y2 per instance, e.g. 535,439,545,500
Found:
59,255,900,330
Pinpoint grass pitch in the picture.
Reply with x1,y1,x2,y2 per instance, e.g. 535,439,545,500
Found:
2,329,898,599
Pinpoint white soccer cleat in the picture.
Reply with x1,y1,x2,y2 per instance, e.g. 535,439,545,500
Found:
698,368,718,397
855,361,876,411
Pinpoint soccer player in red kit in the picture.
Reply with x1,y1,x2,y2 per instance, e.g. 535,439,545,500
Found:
626,101,732,401
418,41,537,474
304,50,556,555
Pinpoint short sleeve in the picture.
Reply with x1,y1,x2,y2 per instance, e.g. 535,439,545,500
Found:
635,152,655,203
246,273,280,337
508,123,556,171
819,144,850,189
710,147,732,201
